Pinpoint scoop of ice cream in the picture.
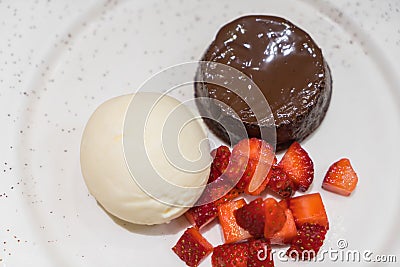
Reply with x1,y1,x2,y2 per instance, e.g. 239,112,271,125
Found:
80,93,210,225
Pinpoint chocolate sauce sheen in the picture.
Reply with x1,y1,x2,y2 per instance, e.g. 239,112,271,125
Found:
204,15,325,125
196,15,332,150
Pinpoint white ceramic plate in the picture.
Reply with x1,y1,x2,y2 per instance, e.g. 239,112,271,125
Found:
1,0,400,266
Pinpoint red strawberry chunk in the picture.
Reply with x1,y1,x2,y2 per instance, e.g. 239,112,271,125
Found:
247,173,270,196
209,146,231,183
208,167,221,185
212,239,275,267
234,198,265,238
322,158,358,196
232,137,262,159
212,242,249,267
185,202,218,229
213,187,243,207
225,151,255,190
288,193,329,229
186,184,242,229
270,208,298,245
185,146,237,229
278,199,289,210
266,165,295,198
286,223,327,260
218,199,252,244
248,239,274,267
279,142,314,192
197,175,240,204
172,227,213,267
264,198,287,238
246,142,276,195
225,138,275,194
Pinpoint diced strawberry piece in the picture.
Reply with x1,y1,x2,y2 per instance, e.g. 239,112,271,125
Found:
247,175,270,196
266,165,295,198
288,193,329,229
225,139,275,195
286,223,327,260
232,138,262,159
322,158,358,196
212,239,274,267
278,142,314,192
247,156,277,196
172,227,213,267
217,199,252,244
224,155,250,190
234,198,265,238
184,146,238,229
198,175,239,204
225,138,260,190
278,199,289,210
185,202,218,229
270,208,298,245
264,198,287,238
246,142,276,195
209,168,221,185
186,184,242,229
212,242,249,267
213,187,243,207
209,146,231,183
248,239,274,267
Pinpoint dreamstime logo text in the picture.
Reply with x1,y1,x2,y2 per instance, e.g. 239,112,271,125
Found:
257,239,398,263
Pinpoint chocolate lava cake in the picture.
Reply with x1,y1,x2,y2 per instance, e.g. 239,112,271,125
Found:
194,15,332,151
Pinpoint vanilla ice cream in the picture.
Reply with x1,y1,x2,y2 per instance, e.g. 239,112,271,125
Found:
80,93,210,225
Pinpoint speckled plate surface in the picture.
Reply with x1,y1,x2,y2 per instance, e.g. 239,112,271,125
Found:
1,0,400,266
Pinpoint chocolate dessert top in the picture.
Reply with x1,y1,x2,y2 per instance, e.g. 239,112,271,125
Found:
202,15,327,125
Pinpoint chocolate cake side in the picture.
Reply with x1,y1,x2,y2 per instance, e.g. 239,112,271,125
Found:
194,15,332,151
273,61,332,151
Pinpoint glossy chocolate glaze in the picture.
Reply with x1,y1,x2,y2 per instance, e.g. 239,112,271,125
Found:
195,15,332,151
